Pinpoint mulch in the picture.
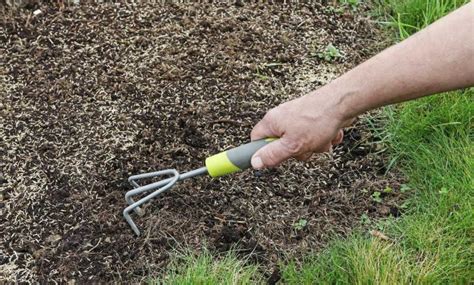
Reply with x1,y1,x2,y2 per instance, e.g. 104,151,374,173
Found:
0,2,404,283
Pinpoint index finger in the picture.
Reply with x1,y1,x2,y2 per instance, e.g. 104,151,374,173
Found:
250,119,277,141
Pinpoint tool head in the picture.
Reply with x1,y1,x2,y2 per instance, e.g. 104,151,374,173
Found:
123,167,208,236
123,169,179,236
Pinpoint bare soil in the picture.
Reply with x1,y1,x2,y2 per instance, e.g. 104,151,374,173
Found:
1,2,404,283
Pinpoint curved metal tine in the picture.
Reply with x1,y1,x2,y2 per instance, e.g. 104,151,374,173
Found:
128,170,176,188
123,171,179,236
125,169,178,208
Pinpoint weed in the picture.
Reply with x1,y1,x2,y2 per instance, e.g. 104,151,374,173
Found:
383,186,393,193
315,43,342,62
360,213,371,225
293,219,308,231
254,66,269,81
340,0,360,10
371,192,382,203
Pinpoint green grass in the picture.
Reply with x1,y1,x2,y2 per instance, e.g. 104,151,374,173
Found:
282,235,418,284
380,92,473,283
383,0,468,39
155,1,473,284
155,249,263,285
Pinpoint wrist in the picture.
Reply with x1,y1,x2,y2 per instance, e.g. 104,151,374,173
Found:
307,83,360,128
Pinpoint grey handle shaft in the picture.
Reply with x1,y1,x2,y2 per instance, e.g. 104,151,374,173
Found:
226,138,275,170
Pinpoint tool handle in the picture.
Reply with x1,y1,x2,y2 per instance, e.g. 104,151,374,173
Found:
205,138,277,177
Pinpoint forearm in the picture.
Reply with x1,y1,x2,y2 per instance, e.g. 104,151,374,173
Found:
250,3,473,168
319,2,474,121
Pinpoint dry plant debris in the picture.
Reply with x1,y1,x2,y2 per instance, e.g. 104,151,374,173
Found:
1,2,404,282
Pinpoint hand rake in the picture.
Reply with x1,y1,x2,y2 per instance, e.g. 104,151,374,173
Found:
123,138,275,236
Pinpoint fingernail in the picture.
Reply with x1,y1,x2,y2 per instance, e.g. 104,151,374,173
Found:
251,156,264,169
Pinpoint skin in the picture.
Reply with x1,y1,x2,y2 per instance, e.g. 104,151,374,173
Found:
251,2,474,169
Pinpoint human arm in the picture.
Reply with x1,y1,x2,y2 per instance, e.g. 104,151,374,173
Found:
250,2,474,169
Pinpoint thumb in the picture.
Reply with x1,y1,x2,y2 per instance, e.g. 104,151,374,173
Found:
251,138,296,169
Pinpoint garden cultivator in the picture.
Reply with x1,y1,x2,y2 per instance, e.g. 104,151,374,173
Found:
123,138,275,236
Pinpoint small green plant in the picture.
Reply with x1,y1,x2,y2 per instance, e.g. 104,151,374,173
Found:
316,43,342,62
254,66,269,80
360,213,371,225
293,219,308,231
324,5,345,14
340,0,360,10
371,192,382,203
383,186,393,194
383,186,393,193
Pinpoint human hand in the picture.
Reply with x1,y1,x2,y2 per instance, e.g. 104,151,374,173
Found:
250,88,353,169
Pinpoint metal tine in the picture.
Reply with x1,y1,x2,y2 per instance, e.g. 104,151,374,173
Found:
123,169,179,236
128,170,176,188
126,169,178,207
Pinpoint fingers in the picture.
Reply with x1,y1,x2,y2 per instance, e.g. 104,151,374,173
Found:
251,138,300,169
250,130,343,169
251,108,284,141
280,131,342,163
250,119,275,141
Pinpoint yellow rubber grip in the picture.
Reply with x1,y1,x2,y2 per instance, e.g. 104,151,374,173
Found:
205,151,240,177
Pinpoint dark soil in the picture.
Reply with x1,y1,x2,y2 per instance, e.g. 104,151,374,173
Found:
1,2,404,283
